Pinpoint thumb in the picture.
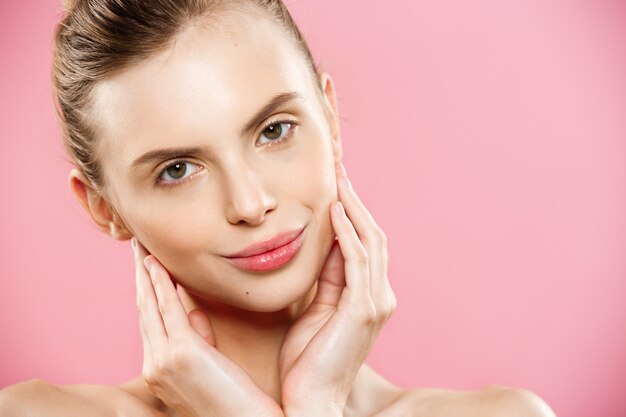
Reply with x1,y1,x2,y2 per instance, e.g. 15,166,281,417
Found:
188,308,216,346
309,239,346,307
318,239,345,286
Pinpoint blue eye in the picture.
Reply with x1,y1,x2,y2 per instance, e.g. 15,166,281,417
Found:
156,161,203,186
257,121,296,146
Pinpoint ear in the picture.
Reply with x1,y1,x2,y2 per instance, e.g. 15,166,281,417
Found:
68,168,132,241
317,70,342,164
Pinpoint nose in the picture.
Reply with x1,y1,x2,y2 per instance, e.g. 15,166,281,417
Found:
222,162,277,226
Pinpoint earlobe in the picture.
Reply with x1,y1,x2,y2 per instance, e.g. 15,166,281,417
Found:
318,70,343,163
68,168,132,240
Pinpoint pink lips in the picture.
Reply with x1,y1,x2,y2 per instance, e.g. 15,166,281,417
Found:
223,227,305,272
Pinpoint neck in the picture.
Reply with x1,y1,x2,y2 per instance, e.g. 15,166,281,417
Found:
177,283,318,402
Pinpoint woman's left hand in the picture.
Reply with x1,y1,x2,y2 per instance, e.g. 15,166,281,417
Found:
278,162,397,417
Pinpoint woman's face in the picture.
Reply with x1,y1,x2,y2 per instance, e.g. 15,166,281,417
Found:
89,10,341,312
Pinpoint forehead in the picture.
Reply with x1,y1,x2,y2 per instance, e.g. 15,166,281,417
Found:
90,7,315,156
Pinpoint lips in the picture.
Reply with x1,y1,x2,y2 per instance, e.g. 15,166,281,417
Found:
222,226,306,272
223,226,305,258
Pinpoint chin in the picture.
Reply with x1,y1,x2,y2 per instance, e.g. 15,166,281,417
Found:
180,219,336,314
227,225,336,313
240,278,318,313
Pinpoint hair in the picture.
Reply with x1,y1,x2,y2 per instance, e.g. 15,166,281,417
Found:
52,0,322,191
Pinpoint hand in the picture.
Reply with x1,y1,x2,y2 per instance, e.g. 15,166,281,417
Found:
132,239,284,417
278,162,397,417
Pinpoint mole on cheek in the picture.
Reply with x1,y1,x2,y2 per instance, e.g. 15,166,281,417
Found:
246,291,250,295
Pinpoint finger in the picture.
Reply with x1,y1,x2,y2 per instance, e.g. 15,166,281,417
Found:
132,238,167,353
330,201,372,306
143,255,192,341
310,239,345,307
138,313,157,378
188,308,216,346
336,163,392,305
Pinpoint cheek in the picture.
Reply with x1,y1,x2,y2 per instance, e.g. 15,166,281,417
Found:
293,130,338,242
119,183,217,272
292,128,337,202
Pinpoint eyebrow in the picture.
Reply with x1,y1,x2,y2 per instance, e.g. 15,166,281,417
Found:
131,146,207,169
130,91,303,170
239,91,303,137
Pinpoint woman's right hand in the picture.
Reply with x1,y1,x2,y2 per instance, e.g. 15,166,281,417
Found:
132,237,284,417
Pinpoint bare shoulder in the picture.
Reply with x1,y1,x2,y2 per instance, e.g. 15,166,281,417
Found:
0,376,167,417
374,384,556,417
65,375,169,417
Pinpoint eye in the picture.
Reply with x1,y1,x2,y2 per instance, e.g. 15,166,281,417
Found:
257,121,297,146
156,161,203,186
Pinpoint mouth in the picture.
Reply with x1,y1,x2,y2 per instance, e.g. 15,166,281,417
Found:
222,226,306,272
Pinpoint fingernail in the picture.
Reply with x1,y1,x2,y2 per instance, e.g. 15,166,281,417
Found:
143,256,154,273
131,237,136,249
334,201,345,215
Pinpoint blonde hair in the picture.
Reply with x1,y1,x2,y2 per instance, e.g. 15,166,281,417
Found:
52,0,321,189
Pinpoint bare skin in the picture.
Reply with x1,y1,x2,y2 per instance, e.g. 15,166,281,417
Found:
0,6,555,417
0,373,554,417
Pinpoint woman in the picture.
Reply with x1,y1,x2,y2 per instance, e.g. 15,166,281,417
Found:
0,0,555,416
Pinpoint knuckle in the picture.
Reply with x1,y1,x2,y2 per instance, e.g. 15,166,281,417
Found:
374,227,387,245
371,293,397,322
383,298,397,320
141,367,158,386
363,311,377,326
389,292,398,313
169,345,191,369
363,227,386,248
152,353,173,376
157,301,169,317
144,346,193,382
352,248,369,266
356,303,377,325
380,229,388,243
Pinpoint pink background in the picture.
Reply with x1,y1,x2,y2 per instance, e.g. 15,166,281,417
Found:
1,1,624,416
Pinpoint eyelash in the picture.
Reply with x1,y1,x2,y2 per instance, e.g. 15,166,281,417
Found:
153,119,299,187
